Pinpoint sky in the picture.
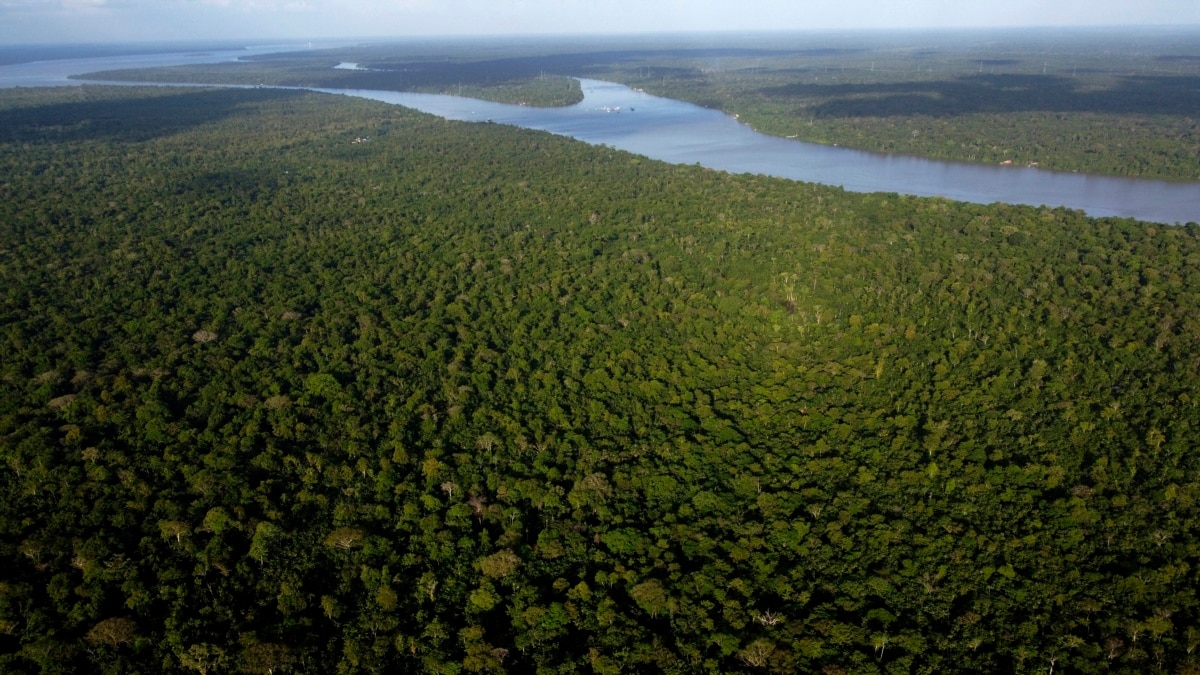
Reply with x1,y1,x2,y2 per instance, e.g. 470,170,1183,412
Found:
1,0,1198,45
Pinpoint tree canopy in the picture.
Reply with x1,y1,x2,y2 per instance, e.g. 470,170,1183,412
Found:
1,83,1199,673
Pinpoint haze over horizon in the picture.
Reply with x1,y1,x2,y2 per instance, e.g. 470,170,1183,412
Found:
1,0,1199,46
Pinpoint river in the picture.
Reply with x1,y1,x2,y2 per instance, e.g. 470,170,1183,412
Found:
3,49,1199,224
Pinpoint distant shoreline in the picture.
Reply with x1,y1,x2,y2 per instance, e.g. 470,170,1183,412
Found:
0,42,260,67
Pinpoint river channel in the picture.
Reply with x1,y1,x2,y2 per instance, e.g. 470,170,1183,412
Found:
3,49,1199,224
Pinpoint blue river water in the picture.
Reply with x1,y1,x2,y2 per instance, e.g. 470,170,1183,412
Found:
2,49,1199,224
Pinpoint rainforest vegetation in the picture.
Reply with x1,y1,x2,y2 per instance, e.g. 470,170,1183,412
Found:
2,81,1200,675
77,28,1200,179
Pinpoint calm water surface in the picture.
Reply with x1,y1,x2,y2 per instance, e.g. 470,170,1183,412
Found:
3,50,1199,224
321,79,1200,224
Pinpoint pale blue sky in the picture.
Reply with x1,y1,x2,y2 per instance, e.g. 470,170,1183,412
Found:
1,0,1198,45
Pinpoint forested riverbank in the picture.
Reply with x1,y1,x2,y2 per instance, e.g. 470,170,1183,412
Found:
2,84,1199,673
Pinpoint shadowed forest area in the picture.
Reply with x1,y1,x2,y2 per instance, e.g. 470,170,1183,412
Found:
0,86,311,144
757,73,1200,119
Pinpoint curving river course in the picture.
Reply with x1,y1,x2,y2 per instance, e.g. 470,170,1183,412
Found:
318,77,1200,224
3,49,1199,224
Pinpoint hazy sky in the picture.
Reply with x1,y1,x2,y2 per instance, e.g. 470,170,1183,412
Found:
2,0,1198,45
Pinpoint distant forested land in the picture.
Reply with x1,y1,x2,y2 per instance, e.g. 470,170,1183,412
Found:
79,29,1200,180
565,29,1200,181
78,50,584,108
581,35,1200,181
2,84,1200,674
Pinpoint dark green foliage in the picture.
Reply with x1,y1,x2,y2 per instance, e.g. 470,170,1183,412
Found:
2,83,1200,674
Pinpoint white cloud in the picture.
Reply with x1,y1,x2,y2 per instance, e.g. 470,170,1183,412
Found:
179,0,429,11
0,0,79,6
189,0,312,9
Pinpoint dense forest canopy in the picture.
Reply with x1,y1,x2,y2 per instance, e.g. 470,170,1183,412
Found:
1,79,1200,674
77,28,1200,180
